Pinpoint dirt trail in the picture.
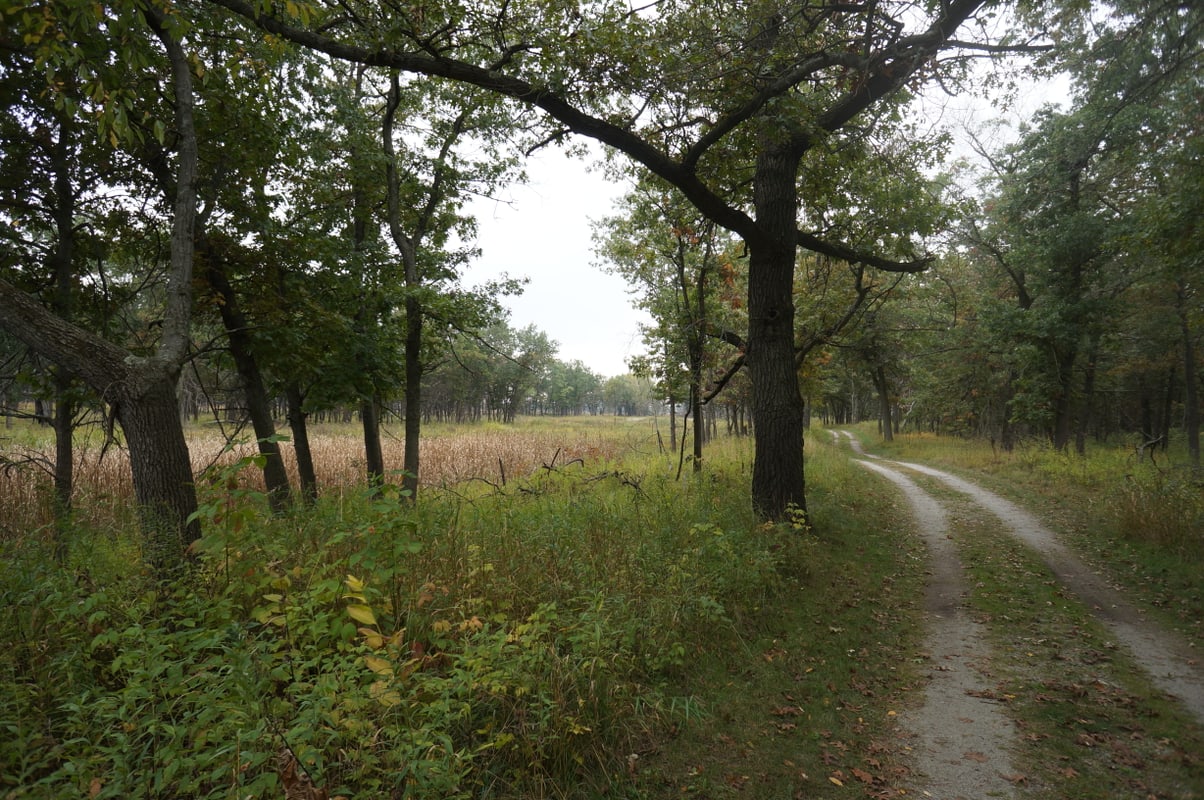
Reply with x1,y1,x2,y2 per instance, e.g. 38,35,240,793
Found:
832,429,1204,796
857,457,1020,800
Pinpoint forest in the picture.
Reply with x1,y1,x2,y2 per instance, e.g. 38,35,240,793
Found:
1,0,1201,798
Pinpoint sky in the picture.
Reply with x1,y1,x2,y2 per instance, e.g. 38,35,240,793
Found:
463,149,652,379
460,75,1066,380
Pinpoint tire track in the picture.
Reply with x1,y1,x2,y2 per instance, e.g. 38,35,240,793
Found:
834,430,1204,726
856,456,1020,800
831,429,1204,799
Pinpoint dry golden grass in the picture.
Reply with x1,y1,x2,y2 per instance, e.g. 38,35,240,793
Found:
0,416,665,536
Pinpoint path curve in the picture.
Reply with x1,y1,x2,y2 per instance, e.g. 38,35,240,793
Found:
837,430,1204,726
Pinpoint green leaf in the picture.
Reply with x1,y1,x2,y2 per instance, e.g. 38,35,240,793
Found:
346,604,376,627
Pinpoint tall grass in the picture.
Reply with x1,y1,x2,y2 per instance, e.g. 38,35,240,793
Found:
0,419,811,799
868,426,1203,555
0,416,660,540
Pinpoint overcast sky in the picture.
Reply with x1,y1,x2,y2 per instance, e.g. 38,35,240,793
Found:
461,74,1064,379
463,148,651,379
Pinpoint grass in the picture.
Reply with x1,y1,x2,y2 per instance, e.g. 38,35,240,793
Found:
8,417,1194,797
846,425,1204,799
635,433,930,800
865,426,1203,650
0,414,660,541
0,418,931,799
936,489,1204,798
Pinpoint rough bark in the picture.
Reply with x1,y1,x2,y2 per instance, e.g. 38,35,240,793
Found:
117,370,201,571
0,279,200,563
748,143,806,519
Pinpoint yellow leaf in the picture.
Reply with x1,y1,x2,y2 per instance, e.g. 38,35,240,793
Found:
369,680,401,707
363,655,393,677
346,604,376,627
829,775,844,786
358,627,385,649
345,574,365,593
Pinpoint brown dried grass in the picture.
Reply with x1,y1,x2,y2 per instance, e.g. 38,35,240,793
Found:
0,417,663,537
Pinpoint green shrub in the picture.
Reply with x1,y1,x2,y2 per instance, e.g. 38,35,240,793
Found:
2,436,801,798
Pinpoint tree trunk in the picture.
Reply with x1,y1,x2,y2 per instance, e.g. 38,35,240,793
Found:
1161,367,1176,452
285,384,318,504
1178,280,1200,470
1051,346,1078,452
874,365,893,442
402,293,422,500
666,338,677,453
1074,336,1100,456
0,10,200,574
202,249,292,511
361,396,384,488
117,370,201,571
748,143,806,520
50,113,76,553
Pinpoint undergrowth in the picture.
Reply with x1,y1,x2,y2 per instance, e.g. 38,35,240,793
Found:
0,436,809,799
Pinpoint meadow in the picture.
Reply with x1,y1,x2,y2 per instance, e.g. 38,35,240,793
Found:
1,417,1199,798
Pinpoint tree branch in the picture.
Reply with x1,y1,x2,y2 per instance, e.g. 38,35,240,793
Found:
796,229,932,272
205,0,767,246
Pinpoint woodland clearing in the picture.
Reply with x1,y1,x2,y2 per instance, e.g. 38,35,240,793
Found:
1,418,1201,799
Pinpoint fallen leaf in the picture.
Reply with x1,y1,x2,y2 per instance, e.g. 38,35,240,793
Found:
1060,766,1079,778
1002,773,1028,784
851,767,875,784
963,751,989,763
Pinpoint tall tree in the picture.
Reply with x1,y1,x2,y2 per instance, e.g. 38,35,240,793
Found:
598,179,742,470
0,4,203,568
209,0,1050,518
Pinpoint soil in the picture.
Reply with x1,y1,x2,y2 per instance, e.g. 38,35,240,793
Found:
832,430,1204,799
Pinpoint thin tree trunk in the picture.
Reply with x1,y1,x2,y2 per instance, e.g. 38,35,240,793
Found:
361,396,384,488
402,293,422,499
285,384,318,504
1074,336,1100,456
1051,346,1078,452
1160,367,1176,452
202,249,292,511
1178,281,1200,470
48,112,77,559
874,365,893,442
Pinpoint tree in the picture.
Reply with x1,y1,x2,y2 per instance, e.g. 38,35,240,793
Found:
0,4,203,569
205,0,1043,520
956,0,1203,454
597,178,738,470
